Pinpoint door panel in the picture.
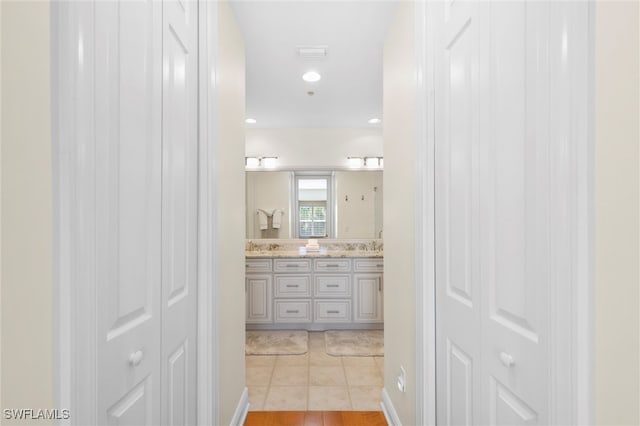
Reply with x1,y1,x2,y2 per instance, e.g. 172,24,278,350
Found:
436,2,480,425
95,1,162,424
161,0,198,423
446,340,473,426
437,1,550,425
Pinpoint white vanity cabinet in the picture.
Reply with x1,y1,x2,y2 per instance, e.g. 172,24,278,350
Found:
245,256,383,330
273,259,313,323
353,259,384,323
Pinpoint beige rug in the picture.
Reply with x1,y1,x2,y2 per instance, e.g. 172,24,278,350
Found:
245,330,309,355
324,330,384,356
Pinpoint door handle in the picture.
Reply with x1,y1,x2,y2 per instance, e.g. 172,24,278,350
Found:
499,352,515,367
129,350,144,367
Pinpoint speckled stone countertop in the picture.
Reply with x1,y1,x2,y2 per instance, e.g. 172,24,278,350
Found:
245,250,383,259
245,239,383,259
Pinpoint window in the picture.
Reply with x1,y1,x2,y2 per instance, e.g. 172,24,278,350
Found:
294,174,333,238
299,202,327,238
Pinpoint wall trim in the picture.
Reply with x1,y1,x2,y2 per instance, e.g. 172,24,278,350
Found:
413,1,436,425
381,388,402,426
197,0,219,425
229,387,249,426
52,2,98,424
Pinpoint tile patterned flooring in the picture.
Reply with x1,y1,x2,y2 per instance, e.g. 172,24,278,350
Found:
246,331,384,411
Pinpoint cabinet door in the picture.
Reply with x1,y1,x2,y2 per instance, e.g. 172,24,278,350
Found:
353,274,383,322
246,275,272,323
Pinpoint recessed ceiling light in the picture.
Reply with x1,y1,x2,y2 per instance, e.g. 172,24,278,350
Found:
245,118,257,124
302,71,322,83
368,118,381,124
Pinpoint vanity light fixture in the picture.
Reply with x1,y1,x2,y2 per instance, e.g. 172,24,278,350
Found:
245,157,260,167
367,118,382,124
364,157,383,168
245,118,257,124
245,156,279,168
302,70,322,83
347,157,364,168
261,157,278,169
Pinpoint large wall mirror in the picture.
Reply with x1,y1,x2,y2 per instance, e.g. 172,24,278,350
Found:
246,170,383,239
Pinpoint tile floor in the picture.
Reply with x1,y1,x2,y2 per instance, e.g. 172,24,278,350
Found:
246,331,384,411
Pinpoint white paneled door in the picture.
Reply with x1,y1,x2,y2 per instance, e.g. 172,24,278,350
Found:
436,1,553,424
162,0,199,424
95,1,163,424
94,0,198,424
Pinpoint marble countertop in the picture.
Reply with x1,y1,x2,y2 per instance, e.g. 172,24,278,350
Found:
245,250,383,259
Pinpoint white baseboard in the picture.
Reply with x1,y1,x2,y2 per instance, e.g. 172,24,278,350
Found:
229,387,249,426
381,387,402,426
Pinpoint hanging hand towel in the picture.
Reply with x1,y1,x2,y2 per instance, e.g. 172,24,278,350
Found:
272,209,284,229
257,209,269,230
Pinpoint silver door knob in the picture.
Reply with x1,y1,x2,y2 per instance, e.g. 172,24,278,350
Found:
499,352,515,367
129,350,144,366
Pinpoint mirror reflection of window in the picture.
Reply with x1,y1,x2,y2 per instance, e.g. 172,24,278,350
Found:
295,175,332,238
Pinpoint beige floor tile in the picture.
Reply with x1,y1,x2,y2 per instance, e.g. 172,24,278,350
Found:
309,350,343,366
247,386,268,411
246,355,277,368
308,386,352,411
309,365,347,386
275,353,309,367
271,365,309,386
263,386,308,411
246,366,274,387
342,356,377,367
349,386,383,411
344,365,384,386
309,331,325,348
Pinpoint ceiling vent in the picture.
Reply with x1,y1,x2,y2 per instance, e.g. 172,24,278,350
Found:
297,46,328,59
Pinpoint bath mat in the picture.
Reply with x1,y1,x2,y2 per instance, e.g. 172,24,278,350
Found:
245,330,309,355
324,330,384,356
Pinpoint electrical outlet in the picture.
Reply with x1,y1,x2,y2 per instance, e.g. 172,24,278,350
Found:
397,366,406,393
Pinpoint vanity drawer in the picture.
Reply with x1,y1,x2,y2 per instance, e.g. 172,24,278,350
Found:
353,258,384,272
274,300,312,323
314,258,351,272
274,275,311,297
274,258,312,273
314,275,351,298
314,300,352,322
246,258,272,273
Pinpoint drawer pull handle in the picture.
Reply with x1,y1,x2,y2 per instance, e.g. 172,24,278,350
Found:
286,310,300,314
285,264,300,268
327,310,340,314
286,284,299,288
326,284,339,288
325,264,340,267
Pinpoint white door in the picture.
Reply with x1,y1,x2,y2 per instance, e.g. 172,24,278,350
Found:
436,1,551,424
95,1,163,424
161,0,199,424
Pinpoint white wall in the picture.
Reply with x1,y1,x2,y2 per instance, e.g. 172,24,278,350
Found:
383,3,416,424
595,2,640,424
246,171,291,238
215,1,247,424
246,127,382,169
0,1,54,423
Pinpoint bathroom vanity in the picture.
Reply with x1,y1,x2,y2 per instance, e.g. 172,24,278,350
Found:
245,240,383,330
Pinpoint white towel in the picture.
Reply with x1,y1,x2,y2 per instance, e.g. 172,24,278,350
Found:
257,209,269,230
272,209,284,229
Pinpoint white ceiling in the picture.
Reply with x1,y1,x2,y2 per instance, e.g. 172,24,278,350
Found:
230,1,397,128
